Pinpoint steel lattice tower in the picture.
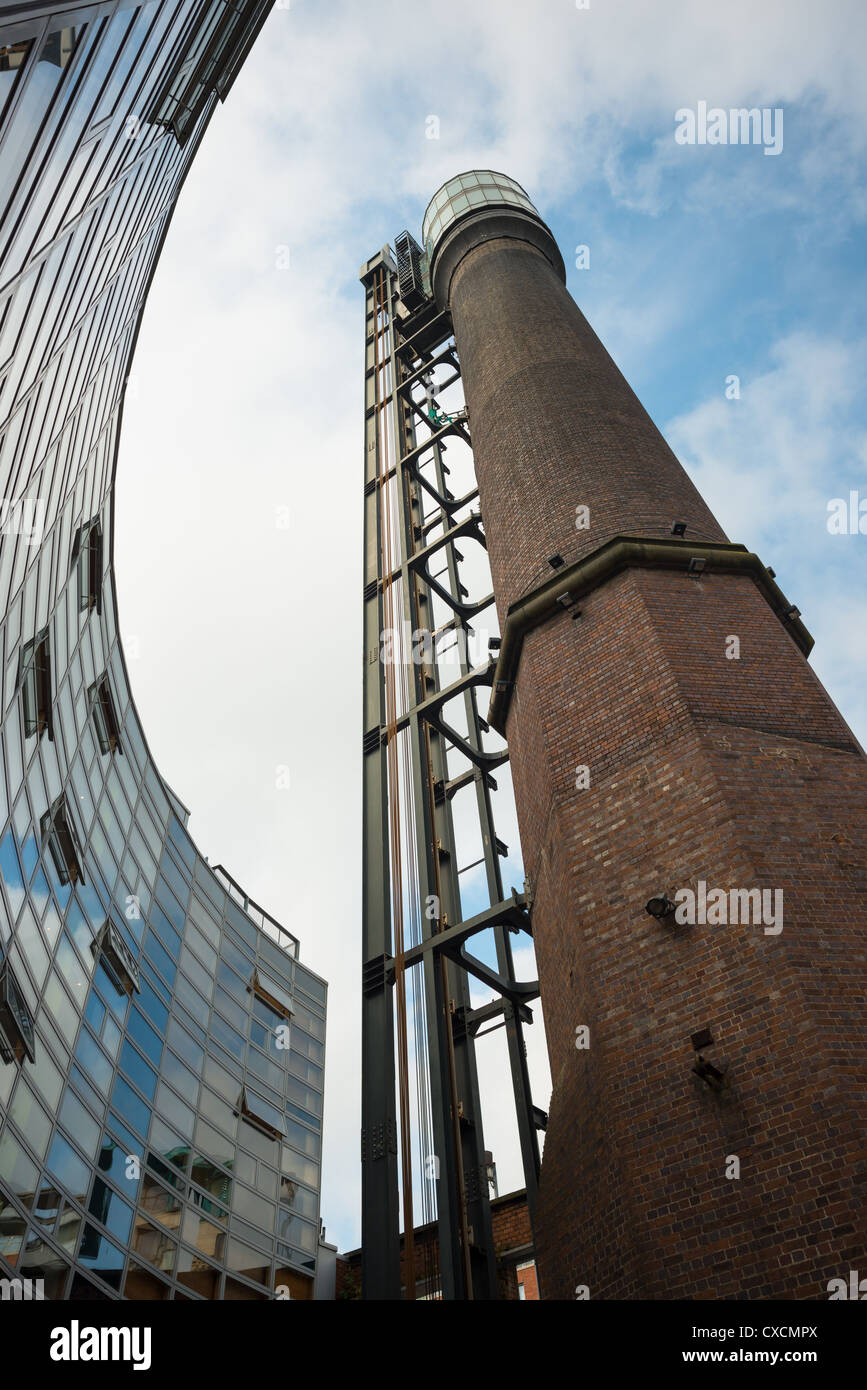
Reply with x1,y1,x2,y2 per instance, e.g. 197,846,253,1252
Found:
360,210,543,1301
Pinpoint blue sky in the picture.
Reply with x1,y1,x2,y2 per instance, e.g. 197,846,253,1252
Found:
116,0,867,1251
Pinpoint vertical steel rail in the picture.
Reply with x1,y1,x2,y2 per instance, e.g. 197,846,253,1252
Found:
389,293,468,1301
410,335,542,1227
399,362,498,1302
360,254,400,1300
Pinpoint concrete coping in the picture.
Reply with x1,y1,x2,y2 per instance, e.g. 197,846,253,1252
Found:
487,534,814,734
430,206,566,310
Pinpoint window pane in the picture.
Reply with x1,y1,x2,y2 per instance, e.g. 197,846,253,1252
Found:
226,1238,268,1285
0,1129,38,1202
231,1184,275,1232
59,1087,100,1158
166,1017,203,1073
96,1133,141,1200
182,1207,225,1260
127,1005,162,1065
45,1132,88,1202
0,40,32,123
155,1081,194,1138
111,1074,150,1137
30,1176,62,1230
190,1155,231,1217
199,1085,235,1136
203,1055,237,1103
156,1051,196,1108
9,1077,52,1158
193,1117,234,1170
242,1087,286,1137
124,1260,170,1299
131,1213,175,1274
78,1223,124,1288
120,1039,157,1099
211,1010,244,1059
277,1211,317,1253
74,1027,113,1094
87,1178,132,1244
140,1171,182,1233
176,1245,220,1298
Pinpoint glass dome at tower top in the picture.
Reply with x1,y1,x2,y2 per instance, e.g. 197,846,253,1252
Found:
421,170,540,261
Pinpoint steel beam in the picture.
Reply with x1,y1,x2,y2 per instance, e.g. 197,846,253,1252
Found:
359,248,542,1298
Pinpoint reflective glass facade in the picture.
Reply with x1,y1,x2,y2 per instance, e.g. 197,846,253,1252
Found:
0,1,327,1300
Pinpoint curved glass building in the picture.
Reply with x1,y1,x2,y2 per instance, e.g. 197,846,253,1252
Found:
0,2,327,1300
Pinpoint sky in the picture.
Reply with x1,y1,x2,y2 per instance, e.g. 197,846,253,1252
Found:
115,0,867,1254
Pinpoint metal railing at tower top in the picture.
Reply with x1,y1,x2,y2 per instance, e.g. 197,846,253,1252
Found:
359,232,545,1302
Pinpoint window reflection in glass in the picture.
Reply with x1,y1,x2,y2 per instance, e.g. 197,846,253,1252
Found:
124,1260,170,1299
120,1038,157,1099
148,1118,190,1182
9,1076,51,1158
280,1180,317,1220
254,1163,277,1200
182,1207,225,1260
78,1222,123,1289
127,1005,162,1066
162,1047,199,1105
0,41,31,123
226,1237,268,1285
4,28,94,232
166,1017,203,1073
131,1212,175,1275
240,1117,280,1165
55,1203,81,1256
231,1183,275,1232
240,1087,286,1139
155,1080,194,1138
190,1155,230,1218
211,1008,244,1059
0,1201,26,1264
140,1171,182,1234
177,1246,220,1298
224,1274,268,1300
45,1131,88,1202
17,1250,69,1298
96,1133,141,1201
40,27,83,70
232,1149,256,1187
87,1177,132,1245
29,1176,62,1231
193,1117,234,1171
277,1211,317,1253
110,1074,150,1138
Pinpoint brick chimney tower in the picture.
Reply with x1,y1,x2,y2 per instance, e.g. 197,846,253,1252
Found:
424,171,867,1299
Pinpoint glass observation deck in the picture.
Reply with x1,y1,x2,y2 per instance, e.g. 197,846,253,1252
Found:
422,170,540,261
